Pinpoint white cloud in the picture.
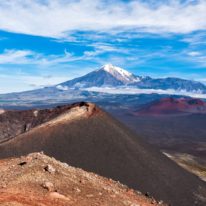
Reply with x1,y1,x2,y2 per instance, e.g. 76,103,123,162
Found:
0,73,69,94
83,86,206,99
0,50,37,64
183,50,206,66
181,32,206,45
0,0,206,38
0,49,102,65
187,51,201,56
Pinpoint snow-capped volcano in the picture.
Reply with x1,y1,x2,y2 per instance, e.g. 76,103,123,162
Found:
100,64,139,84
58,64,140,88
53,64,206,94
1,64,206,102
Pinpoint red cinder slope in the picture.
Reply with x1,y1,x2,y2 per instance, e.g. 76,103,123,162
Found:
0,152,164,206
137,97,206,115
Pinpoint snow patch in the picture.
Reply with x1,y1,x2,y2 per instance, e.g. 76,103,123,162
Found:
56,85,69,91
101,64,139,83
102,64,132,78
73,82,86,88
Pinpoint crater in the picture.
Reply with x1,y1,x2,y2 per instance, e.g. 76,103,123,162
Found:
0,102,98,143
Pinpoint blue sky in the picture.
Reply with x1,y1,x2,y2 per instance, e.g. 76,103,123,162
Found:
0,0,206,93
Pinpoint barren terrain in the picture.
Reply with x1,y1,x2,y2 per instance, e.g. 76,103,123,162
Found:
0,153,164,206
0,102,206,206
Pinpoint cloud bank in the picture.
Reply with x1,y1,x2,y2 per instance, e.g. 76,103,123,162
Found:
83,86,206,99
0,0,206,38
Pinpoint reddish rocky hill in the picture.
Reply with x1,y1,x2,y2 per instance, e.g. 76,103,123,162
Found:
136,97,206,115
0,152,164,206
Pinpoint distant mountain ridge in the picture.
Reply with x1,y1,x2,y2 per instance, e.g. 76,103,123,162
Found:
0,64,206,106
59,64,140,89
56,64,206,94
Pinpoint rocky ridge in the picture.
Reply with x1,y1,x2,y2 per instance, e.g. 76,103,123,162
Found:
0,152,165,206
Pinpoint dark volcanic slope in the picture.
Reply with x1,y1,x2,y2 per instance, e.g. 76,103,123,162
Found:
0,103,206,206
112,97,206,157
114,111,206,157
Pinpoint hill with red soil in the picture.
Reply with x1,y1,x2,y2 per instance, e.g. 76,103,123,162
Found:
0,152,164,206
136,97,206,115
0,102,206,206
